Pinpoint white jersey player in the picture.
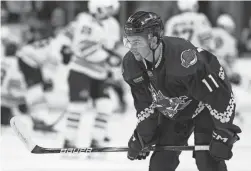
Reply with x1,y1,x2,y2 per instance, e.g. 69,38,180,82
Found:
63,0,121,152
16,33,72,130
1,54,26,125
69,9,120,79
211,14,238,77
212,14,245,124
165,0,213,51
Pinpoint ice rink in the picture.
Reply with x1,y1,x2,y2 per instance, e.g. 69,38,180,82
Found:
1,58,251,171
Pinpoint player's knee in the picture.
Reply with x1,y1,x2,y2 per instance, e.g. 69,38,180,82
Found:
195,151,227,171
95,98,113,114
195,152,212,171
194,132,227,171
149,151,180,171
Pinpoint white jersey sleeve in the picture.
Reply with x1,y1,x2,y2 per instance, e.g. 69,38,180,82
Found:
165,12,212,50
17,35,71,70
16,38,52,68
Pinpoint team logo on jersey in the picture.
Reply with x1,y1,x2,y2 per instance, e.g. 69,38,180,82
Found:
149,85,192,118
180,49,197,68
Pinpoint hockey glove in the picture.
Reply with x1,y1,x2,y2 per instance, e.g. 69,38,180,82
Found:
127,130,150,160
60,45,73,65
18,102,28,114
43,79,53,92
210,124,241,160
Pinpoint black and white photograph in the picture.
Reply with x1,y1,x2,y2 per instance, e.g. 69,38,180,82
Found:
1,0,251,171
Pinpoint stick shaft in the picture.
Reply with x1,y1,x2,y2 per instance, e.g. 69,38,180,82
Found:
31,145,209,154
10,116,209,155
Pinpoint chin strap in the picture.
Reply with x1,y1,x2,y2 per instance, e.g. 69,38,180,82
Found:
151,48,156,71
150,42,162,71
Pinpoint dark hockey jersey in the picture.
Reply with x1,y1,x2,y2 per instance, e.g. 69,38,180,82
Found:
122,36,235,144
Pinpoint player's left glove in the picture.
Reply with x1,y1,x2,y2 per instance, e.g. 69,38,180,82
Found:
127,130,150,160
209,124,241,160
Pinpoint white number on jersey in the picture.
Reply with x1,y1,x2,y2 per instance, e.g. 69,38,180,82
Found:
202,74,219,92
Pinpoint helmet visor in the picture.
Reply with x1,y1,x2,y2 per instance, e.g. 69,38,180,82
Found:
123,36,148,49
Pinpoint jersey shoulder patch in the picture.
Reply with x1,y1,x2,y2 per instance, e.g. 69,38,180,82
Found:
164,37,201,77
180,49,197,68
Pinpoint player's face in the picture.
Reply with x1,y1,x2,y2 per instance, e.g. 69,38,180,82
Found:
123,35,151,59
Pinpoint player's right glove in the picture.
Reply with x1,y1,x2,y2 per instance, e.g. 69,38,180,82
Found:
61,45,73,65
209,124,241,160
127,130,150,160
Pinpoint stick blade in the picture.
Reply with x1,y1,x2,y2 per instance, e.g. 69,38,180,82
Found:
10,116,36,152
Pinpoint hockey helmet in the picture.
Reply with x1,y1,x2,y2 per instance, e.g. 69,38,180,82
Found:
177,0,198,12
123,11,164,48
88,0,120,17
216,14,236,33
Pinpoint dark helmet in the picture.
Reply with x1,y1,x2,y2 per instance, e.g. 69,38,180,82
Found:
124,11,164,43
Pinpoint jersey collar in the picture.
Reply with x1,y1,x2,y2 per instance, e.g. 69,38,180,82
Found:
142,42,163,70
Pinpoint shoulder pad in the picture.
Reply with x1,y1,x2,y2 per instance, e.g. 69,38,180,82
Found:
164,37,202,76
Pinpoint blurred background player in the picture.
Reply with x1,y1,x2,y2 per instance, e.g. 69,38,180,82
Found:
211,14,244,123
211,14,240,85
16,31,72,132
1,6,25,128
240,17,251,53
164,0,213,51
1,41,26,127
62,0,123,156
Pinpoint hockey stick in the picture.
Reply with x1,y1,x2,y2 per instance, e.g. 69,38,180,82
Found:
10,116,209,154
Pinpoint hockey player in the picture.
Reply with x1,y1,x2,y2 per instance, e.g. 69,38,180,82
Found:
212,14,245,124
122,11,241,171
1,42,26,126
16,32,72,131
211,14,240,84
63,0,122,151
165,0,213,51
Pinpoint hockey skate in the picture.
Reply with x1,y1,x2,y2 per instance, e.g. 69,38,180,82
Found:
87,137,110,160
61,139,79,159
63,139,76,148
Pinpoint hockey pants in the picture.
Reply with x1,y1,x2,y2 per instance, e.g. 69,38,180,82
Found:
149,108,228,171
